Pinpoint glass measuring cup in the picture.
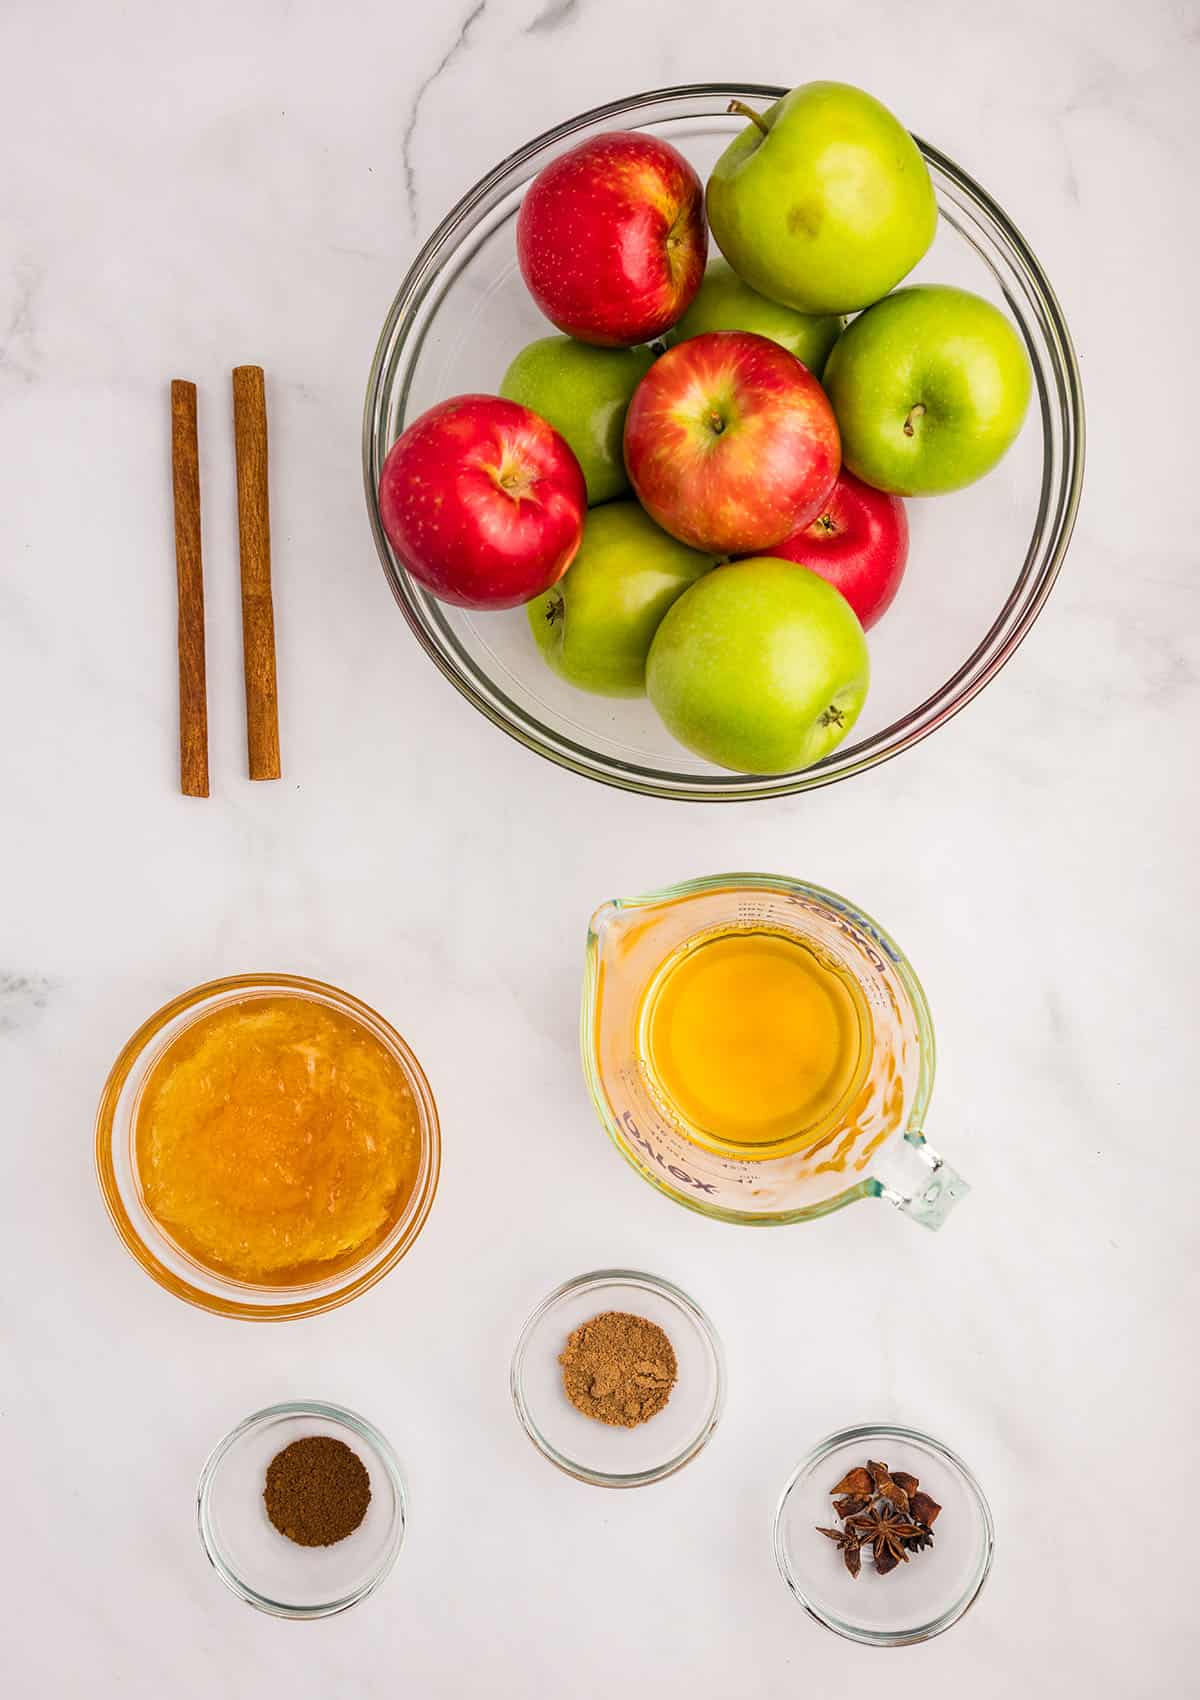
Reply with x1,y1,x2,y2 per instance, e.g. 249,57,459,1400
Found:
582,874,968,1229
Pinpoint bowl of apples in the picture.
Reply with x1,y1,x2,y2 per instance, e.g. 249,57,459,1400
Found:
364,82,1083,800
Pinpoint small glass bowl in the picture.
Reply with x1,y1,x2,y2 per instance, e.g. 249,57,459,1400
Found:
510,1269,725,1487
94,974,441,1321
773,1423,995,1646
363,83,1084,802
197,1401,405,1619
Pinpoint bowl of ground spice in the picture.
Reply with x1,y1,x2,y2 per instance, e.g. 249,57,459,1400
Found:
510,1269,724,1487
197,1400,405,1617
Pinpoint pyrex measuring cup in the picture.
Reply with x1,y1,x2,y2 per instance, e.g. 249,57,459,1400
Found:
582,874,968,1229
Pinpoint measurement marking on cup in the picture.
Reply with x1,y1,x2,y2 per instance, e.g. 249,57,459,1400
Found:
621,1113,717,1194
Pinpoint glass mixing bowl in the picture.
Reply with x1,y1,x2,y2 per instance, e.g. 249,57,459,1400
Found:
364,84,1083,801
95,974,441,1321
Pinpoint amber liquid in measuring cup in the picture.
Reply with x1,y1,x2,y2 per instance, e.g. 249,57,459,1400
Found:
635,925,874,1160
586,877,966,1229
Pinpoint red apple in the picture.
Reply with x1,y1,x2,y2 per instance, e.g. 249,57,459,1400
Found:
516,132,707,347
760,468,909,630
378,395,586,610
623,330,840,554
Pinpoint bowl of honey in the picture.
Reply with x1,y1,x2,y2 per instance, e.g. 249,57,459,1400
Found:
95,974,441,1319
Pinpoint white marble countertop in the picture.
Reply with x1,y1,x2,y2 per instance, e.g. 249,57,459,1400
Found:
2,1,1196,1693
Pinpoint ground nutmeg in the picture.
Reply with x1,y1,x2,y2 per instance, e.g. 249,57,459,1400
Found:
559,1310,678,1428
263,1435,371,1548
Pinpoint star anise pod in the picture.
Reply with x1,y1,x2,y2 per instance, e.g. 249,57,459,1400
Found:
850,1504,923,1572
875,1475,911,1515
830,1467,874,1497
903,1524,935,1553
846,1505,890,1539
858,1459,911,1515
833,1494,870,1519
910,1490,942,1528
816,1524,863,1578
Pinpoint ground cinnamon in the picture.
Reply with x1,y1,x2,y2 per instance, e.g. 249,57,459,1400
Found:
263,1436,371,1547
559,1310,677,1428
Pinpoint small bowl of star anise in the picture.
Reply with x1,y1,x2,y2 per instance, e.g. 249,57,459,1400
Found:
773,1424,994,1646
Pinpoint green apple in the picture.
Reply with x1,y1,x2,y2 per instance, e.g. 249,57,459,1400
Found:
500,335,653,505
646,558,869,773
666,258,844,376
527,502,714,696
706,81,936,315
823,285,1032,495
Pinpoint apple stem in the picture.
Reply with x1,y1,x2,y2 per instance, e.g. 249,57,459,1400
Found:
903,402,926,438
727,99,770,137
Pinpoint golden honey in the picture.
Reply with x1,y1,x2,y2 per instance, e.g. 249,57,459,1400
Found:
638,928,872,1154
134,994,421,1284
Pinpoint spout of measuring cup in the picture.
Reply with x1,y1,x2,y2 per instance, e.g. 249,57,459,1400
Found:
587,899,622,943
873,1133,970,1230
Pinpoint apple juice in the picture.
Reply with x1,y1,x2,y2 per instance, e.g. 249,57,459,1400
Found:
636,927,873,1156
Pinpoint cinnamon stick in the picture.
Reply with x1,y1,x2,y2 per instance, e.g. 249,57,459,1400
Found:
170,379,209,797
231,364,281,779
